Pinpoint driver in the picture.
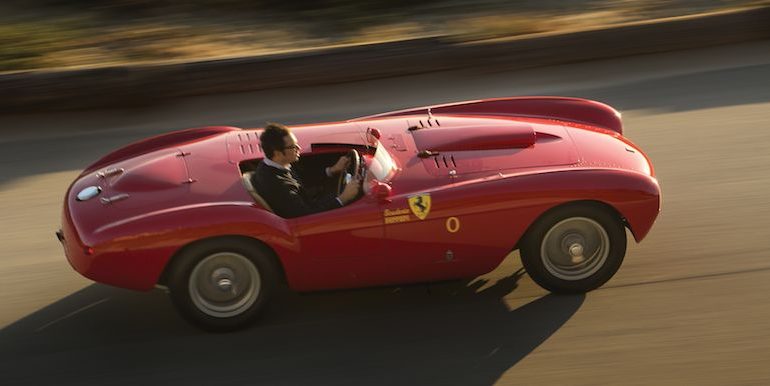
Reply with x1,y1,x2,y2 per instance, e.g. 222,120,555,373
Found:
252,123,362,218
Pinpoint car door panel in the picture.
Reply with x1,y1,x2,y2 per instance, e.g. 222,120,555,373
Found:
290,198,385,290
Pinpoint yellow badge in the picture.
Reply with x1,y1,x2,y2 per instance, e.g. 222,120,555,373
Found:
408,193,431,220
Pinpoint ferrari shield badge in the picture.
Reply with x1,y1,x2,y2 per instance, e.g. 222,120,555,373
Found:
408,193,431,220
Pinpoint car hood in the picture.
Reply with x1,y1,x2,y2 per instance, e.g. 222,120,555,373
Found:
403,116,581,178
566,123,654,176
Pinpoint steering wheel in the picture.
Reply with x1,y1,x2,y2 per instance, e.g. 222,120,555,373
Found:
337,149,361,195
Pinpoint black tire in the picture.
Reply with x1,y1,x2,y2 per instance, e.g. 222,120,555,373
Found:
519,203,626,293
167,238,278,332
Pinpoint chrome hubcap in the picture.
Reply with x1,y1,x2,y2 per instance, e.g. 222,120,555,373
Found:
189,252,261,318
541,217,610,281
568,243,584,263
217,278,233,291
212,267,235,291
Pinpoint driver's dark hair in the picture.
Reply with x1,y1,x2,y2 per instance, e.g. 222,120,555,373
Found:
260,122,291,160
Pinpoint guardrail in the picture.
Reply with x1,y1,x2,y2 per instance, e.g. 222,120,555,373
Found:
1,6,768,113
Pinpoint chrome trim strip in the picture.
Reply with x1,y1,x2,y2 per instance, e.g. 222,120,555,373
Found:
96,167,124,179
100,193,130,204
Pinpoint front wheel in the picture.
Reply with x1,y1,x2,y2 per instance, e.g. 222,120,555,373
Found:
520,204,626,293
168,239,278,332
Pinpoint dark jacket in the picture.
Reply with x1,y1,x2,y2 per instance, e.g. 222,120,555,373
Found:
252,161,341,218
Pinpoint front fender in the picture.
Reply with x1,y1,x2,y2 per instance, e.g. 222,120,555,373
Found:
502,168,661,242
432,168,660,250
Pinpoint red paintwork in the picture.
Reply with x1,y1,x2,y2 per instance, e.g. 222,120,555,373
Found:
82,126,240,175
355,96,624,134
60,96,660,292
411,122,536,151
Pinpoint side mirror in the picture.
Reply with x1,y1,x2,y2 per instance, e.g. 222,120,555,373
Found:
369,181,392,203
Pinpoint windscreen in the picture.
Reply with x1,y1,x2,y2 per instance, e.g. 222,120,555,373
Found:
363,141,397,196
368,142,396,181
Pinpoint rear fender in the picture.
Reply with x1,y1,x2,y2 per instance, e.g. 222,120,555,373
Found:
86,203,296,291
82,126,240,175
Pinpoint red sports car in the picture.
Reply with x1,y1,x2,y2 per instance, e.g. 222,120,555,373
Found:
57,97,660,331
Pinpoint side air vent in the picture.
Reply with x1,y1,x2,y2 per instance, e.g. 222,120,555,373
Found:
408,117,441,131
228,130,263,162
420,118,440,128
235,132,262,155
432,154,457,169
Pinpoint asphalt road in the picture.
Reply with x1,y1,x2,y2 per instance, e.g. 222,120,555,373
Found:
1,41,769,385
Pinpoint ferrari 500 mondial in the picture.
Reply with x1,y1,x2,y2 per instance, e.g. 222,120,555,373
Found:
58,97,661,331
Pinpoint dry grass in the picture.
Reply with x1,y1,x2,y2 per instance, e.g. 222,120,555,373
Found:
1,0,765,72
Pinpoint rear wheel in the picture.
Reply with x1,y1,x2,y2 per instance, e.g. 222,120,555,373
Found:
168,239,278,332
520,204,626,293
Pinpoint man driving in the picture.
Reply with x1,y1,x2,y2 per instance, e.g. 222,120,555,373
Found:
252,123,362,218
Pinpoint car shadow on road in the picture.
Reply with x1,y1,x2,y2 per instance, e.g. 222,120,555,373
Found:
0,268,584,386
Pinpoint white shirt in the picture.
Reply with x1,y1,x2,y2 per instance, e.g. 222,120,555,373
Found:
262,157,291,171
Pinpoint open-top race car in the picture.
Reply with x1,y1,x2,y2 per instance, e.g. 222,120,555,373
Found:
58,97,661,331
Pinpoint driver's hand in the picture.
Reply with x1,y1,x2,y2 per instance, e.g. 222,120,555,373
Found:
338,178,362,205
329,156,351,175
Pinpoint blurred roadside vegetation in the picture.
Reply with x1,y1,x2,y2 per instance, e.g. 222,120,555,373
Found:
1,0,766,72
